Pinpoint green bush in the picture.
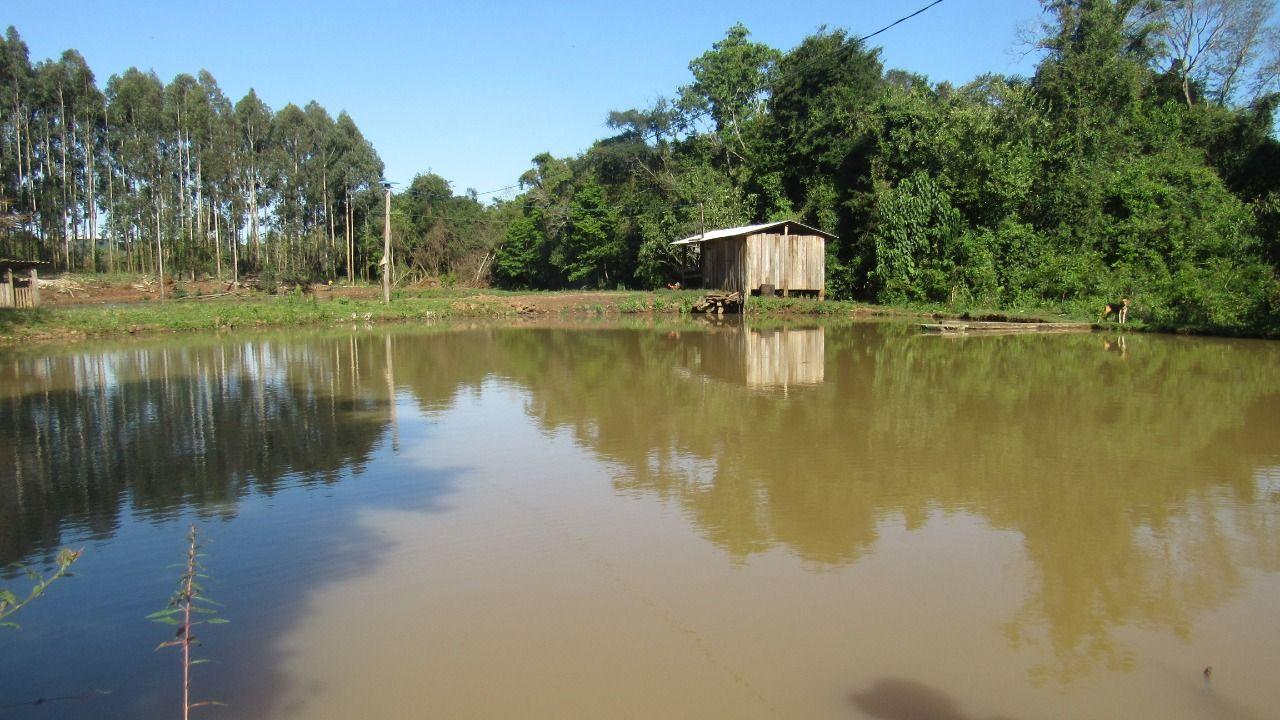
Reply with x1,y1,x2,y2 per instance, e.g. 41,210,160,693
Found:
871,172,965,303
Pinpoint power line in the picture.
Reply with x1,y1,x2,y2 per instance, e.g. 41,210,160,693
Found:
858,0,946,43
626,0,950,146
406,1,949,201
474,182,522,197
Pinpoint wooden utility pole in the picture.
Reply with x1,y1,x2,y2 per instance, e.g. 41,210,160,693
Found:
381,182,392,304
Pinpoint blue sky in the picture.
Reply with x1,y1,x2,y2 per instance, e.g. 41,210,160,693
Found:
8,1,1047,199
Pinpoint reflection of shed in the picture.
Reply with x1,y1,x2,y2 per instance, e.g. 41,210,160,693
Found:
0,260,47,308
685,326,825,389
671,220,836,297
743,327,824,387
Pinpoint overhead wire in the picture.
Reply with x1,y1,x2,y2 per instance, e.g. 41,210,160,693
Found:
400,0,948,201
621,0,951,147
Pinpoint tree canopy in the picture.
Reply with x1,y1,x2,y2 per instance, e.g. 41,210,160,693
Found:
3,2,1280,335
489,2,1280,335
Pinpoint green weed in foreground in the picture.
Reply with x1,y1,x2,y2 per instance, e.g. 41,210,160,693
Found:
0,548,82,629
149,525,227,720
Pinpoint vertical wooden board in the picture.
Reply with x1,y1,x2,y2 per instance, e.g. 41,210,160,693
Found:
789,235,802,290
817,237,825,291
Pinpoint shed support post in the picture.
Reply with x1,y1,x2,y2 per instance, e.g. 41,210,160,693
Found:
29,268,39,307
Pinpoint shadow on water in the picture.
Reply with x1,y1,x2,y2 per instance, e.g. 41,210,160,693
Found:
850,678,1017,720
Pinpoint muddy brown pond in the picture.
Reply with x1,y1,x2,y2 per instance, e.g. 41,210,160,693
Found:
1,320,1278,719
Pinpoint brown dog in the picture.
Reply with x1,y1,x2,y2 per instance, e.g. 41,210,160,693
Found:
1100,298,1129,324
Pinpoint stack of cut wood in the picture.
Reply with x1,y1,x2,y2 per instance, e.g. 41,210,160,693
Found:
693,291,742,314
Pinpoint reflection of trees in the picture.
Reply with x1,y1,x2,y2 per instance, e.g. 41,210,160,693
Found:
0,335,392,566
2,323,1276,685
444,323,1280,683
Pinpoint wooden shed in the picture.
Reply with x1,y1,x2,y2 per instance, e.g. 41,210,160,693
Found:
0,260,47,308
671,220,836,298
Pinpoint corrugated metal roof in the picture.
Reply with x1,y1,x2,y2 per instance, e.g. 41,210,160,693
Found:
671,220,838,245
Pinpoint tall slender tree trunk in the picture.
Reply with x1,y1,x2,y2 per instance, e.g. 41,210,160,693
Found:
323,166,334,278
213,198,222,282
59,86,71,269
232,209,240,286
184,129,194,266
196,155,204,261
20,99,38,225
106,136,116,273
247,171,261,268
13,90,36,242
86,114,99,272
155,198,165,300
346,189,354,283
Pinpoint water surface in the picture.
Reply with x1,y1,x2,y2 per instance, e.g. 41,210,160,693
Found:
1,321,1278,719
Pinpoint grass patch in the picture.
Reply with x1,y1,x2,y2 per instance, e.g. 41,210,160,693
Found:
0,292,516,343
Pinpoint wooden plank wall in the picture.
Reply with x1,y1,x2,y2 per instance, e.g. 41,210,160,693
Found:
700,238,750,294
0,284,35,308
744,233,824,292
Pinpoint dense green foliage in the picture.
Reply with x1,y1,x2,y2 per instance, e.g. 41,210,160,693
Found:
490,3,1280,335
4,1,1280,335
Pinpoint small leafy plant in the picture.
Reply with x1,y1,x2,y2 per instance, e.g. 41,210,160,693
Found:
149,525,227,719
0,548,82,629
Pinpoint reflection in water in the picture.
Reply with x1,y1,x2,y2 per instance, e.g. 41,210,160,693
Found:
679,324,825,388
481,325,1280,685
0,337,390,565
0,323,1278,718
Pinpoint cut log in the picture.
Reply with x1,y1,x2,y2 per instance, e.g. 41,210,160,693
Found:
692,291,743,314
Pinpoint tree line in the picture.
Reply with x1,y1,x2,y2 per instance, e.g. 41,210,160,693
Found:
3,1,1280,335
492,0,1280,334
0,26,388,284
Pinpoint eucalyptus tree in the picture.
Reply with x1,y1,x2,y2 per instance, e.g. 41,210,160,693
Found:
329,111,383,282
105,67,166,275
194,70,236,280
272,102,311,273
1,27,40,260
304,101,338,276
234,90,273,270
164,73,204,275
31,50,100,269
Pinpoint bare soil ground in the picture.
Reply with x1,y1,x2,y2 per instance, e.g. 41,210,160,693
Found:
36,275,674,314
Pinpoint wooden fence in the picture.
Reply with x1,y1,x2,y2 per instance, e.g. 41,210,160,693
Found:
0,283,35,308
